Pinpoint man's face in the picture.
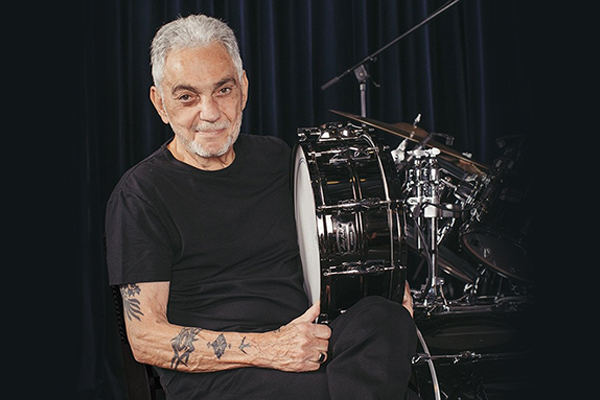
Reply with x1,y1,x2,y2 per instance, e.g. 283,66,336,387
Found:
150,42,248,161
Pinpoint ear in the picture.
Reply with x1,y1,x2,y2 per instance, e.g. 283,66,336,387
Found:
240,71,249,111
149,86,170,124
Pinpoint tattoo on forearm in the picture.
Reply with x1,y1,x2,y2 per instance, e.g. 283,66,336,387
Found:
171,330,252,368
171,327,202,369
207,333,231,359
120,284,144,321
238,336,251,354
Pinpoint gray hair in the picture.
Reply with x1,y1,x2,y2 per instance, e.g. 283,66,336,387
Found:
150,14,243,89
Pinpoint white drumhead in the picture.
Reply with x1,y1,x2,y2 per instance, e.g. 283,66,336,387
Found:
293,146,321,306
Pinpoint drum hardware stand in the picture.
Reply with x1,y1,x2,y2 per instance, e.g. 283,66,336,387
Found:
389,116,496,312
399,127,466,312
413,349,533,365
403,146,451,310
413,350,483,365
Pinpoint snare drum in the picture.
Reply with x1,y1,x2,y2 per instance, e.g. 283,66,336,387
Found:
293,122,406,323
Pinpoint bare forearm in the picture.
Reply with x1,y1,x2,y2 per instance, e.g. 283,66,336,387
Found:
128,321,272,372
120,282,329,373
121,284,271,372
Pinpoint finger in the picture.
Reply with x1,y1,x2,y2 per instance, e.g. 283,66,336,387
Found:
312,324,332,339
403,281,412,301
291,301,321,324
402,281,414,317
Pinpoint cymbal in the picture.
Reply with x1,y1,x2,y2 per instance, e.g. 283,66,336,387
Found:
330,110,488,173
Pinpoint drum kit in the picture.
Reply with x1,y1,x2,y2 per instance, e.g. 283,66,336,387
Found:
292,112,535,399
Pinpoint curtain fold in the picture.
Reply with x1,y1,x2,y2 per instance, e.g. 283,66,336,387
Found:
76,1,534,398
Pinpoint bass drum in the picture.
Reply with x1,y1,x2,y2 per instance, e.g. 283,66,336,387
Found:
293,122,407,323
412,301,535,400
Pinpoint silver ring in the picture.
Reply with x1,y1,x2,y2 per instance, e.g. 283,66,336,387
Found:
318,352,327,364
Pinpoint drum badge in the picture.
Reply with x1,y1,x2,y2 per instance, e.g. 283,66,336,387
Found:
336,220,357,254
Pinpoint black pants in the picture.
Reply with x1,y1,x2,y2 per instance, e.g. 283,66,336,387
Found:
162,296,418,400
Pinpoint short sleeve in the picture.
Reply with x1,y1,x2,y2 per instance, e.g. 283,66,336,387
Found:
105,187,174,286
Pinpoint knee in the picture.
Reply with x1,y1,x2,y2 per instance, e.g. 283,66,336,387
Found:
329,296,418,364
351,296,415,333
339,296,417,358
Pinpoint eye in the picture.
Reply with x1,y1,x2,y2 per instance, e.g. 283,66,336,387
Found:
175,93,199,106
216,86,233,97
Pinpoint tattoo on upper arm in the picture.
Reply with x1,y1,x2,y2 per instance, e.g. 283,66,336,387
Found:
120,284,144,321
171,327,202,370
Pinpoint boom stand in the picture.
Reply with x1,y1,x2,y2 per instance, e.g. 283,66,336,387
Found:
354,65,369,117
320,0,463,118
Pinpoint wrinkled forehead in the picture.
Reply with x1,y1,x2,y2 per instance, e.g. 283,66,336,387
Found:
161,43,239,90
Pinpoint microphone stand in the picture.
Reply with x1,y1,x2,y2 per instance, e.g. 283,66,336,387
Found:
321,0,463,117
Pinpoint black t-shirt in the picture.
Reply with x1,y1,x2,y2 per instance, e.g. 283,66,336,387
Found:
105,134,309,332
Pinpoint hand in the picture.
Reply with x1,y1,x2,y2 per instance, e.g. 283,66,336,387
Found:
402,281,414,317
261,302,332,372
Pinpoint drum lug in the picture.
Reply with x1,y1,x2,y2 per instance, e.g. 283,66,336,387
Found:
323,263,397,277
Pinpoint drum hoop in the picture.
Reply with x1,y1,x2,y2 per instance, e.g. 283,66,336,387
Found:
293,145,321,306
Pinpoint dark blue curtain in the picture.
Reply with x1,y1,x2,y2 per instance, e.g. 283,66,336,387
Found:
75,1,535,398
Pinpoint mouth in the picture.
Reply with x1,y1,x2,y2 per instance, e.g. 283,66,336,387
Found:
196,128,227,138
194,122,230,139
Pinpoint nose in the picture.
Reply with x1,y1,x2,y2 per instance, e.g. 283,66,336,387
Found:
198,96,221,122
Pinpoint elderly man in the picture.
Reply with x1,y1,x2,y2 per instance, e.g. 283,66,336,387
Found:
106,14,417,400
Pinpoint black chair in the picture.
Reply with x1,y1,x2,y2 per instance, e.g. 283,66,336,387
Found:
111,285,163,400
